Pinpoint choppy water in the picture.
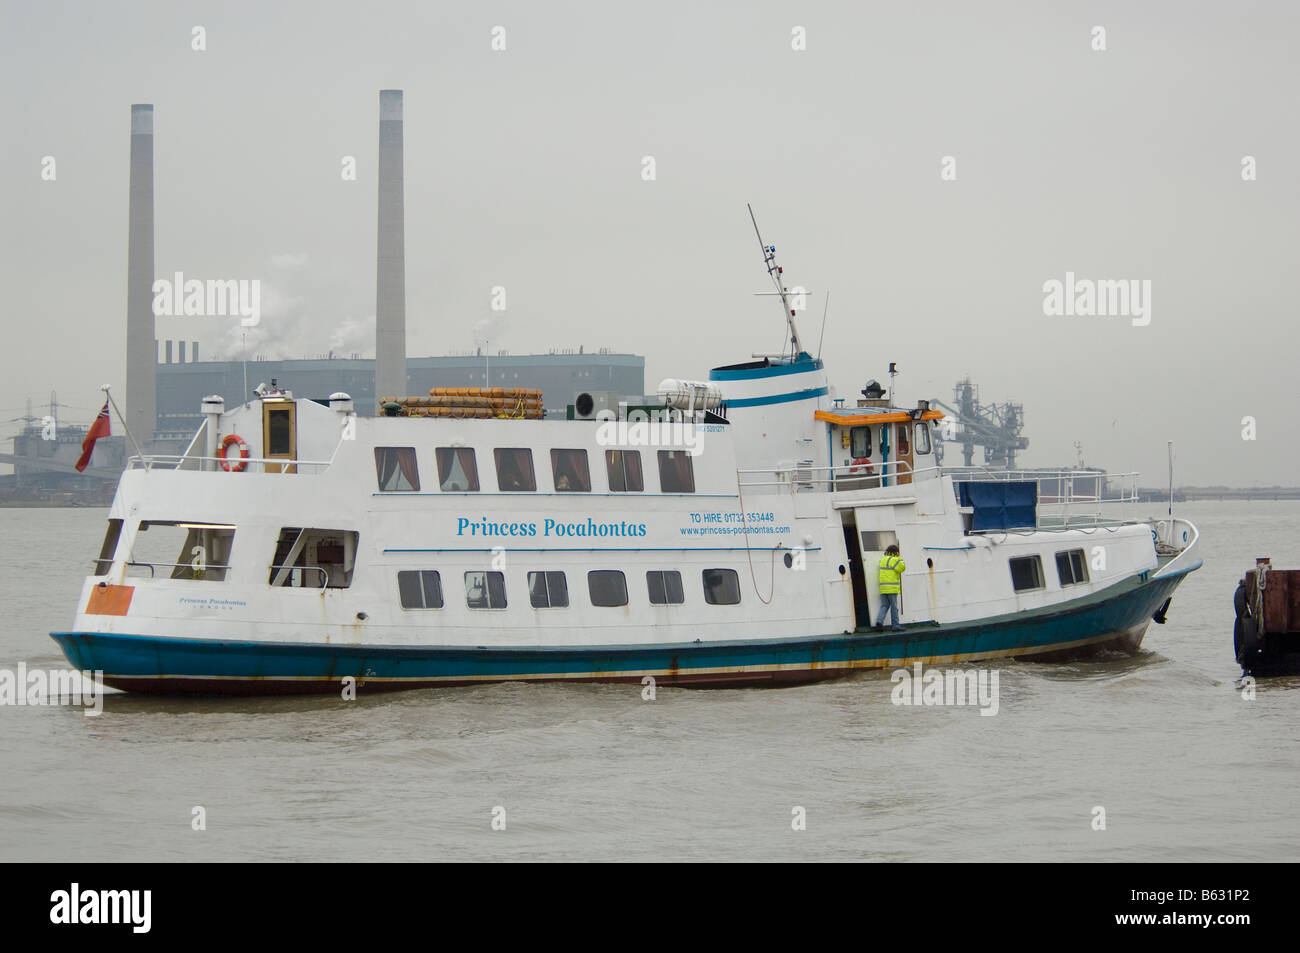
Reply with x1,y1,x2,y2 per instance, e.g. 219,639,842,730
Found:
1,502,1297,861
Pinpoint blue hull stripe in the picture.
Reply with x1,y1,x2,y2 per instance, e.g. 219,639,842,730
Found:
709,357,823,381
725,386,829,408
49,566,1195,692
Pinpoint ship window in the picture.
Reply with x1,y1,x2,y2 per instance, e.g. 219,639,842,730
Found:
1009,555,1045,592
465,570,507,609
657,450,695,493
398,570,443,609
435,447,479,492
605,450,644,492
914,421,932,456
647,570,684,605
494,448,536,491
896,423,910,455
131,520,234,581
550,449,591,492
1055,549,1089,586
528,571,569,608
269,528,358,588
266,407,293,455
375,447,420,491
588,570,628,607
850,426,870,459
702,568,741,605
94,518,123,575
860,530,899,553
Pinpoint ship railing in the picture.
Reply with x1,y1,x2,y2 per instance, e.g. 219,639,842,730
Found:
738,460,917,492
125,453,334,474
123,561,232,580
945,467,1141,528
738,463,1145,530
267,565,330,589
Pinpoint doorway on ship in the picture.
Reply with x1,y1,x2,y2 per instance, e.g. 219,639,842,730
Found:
895,421,913,485
262,400,297,474
841,512,870,629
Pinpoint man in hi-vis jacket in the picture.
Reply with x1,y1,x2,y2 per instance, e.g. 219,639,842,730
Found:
874,544,906,631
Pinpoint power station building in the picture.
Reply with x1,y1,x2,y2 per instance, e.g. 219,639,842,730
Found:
2,91,645,501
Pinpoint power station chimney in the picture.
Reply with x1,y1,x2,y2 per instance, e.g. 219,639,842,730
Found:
375,89,406,401
126,104,156,443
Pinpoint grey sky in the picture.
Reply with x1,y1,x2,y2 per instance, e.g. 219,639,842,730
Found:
2,0,1296,485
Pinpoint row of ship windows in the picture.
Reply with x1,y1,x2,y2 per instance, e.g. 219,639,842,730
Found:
1009,549,1090,592
399,568,742,610
375,446,695,493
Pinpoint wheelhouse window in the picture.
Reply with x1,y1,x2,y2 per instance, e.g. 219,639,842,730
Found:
494,448,536,491
896,423,910,455
588,570,628,607
914,421,932,455
850,426,871,459
398,570,444,609
702,568,741,605
375,446,420,491
605,450,644,492
1009,555,1045,592
269,528,358,588
465,571,507,609
550,449,591,492
435,447,479,492
1056,549,1089,586
646,570,684,605
528,571,569,608
130,520,234,581
657,450,695,493
94,518,123,575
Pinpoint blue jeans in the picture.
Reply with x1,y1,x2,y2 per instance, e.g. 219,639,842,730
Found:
875,592,901,629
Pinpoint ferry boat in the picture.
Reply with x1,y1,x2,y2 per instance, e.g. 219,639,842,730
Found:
52,222,1202,694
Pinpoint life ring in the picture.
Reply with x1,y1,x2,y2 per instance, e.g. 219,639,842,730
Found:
850,457,874,475
218,434,250,472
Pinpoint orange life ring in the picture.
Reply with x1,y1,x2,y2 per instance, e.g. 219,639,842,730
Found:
218,434,250,472
850,457,874,475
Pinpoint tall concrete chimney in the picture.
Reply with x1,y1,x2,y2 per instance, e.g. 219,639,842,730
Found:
125,104,156,443
375,90,406,400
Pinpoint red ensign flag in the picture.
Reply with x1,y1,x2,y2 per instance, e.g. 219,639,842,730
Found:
75,401,111,472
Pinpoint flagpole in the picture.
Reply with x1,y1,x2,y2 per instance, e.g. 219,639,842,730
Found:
101,384,150,471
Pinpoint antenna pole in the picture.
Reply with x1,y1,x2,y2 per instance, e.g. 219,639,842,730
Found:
816,292,830,361
747,204,804,357
1167,440,1174,517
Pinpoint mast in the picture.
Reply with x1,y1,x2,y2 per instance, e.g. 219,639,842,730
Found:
747,204,804,359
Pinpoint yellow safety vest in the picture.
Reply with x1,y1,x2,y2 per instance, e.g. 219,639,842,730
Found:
878,555,905,594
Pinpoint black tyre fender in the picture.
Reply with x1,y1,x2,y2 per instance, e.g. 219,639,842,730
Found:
1236,614,1261,666
1233,582,1249,620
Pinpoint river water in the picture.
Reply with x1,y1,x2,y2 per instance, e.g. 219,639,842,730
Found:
1,501,1296,861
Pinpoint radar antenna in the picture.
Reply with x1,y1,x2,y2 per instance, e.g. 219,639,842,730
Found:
747,204,804,358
